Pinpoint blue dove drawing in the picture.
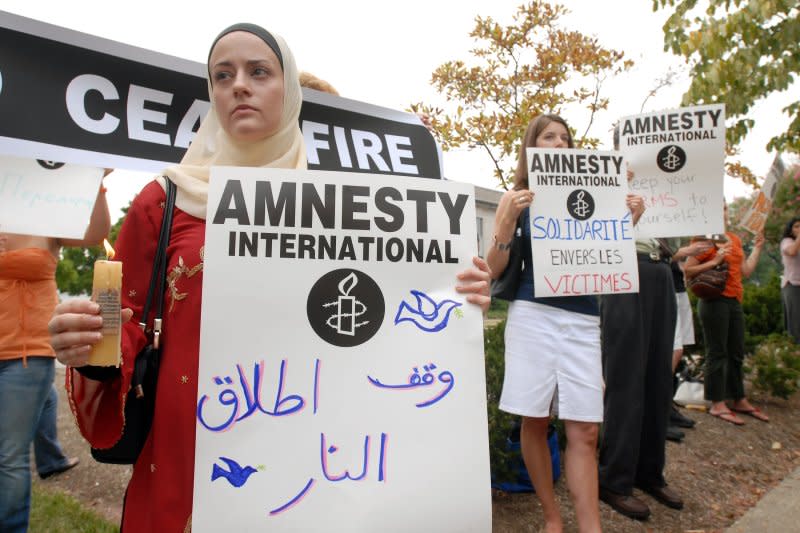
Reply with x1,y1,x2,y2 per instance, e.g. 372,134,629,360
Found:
394,290,462,332
211,456,258,488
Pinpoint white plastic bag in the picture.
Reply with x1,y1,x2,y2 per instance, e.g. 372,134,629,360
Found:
674,379,708,407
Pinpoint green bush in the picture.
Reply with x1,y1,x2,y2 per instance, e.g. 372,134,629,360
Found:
746,334,800,399
483,319,515,482
741,274,784,354
487,298,509,320
688,272,784,358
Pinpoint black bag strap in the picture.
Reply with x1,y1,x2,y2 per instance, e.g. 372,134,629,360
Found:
138,177,177,349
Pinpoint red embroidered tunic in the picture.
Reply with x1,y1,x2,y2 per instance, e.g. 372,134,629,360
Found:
68,181,204,532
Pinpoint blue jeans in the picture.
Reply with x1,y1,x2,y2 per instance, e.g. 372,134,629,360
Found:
34,383,72,476
0,357,54,533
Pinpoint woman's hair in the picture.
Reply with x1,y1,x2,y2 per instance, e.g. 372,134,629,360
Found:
299,71,340,96
783,217,800,240
512,114,574,190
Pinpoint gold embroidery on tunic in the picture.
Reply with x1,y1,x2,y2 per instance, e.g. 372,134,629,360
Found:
167,247,204,312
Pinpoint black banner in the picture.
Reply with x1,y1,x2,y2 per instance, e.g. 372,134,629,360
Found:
0,11,441,179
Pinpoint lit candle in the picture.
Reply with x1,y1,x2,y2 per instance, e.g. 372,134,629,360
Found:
88,239,122,366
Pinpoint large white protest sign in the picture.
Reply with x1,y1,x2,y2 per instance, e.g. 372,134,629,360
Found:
527,148,639,297
621,104,726,238
0,11,441,178
0,154,103,238
192,168,491,531
741,153,785,235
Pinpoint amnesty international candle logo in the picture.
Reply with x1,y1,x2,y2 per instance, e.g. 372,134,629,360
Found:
307,269,385,347
566,189,595,221
36,160,65,170
656,145,687,173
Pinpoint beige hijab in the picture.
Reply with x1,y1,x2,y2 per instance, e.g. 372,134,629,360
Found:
159,27,306,219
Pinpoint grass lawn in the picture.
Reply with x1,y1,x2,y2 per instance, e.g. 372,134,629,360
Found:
30,484,118,533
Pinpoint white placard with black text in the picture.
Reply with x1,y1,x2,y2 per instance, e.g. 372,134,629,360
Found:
192,168,491,531
620,104,726,238
527,147,639,297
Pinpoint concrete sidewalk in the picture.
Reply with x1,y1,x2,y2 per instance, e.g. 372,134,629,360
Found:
727,465,800,532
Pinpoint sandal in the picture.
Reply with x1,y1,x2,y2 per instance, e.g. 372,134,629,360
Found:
731,406,769,422
709,410,745,426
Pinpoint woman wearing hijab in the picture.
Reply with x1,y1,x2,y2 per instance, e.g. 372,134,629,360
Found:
48,24,489,530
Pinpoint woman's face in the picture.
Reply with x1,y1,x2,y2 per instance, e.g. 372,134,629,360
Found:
535,121,570,148
792,221,800,238
209,31,285,142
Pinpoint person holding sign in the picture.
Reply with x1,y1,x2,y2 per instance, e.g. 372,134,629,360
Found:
0,183,108,533
488,114,624,533
48,24,490,532
598,126,684,521
685,204,766,424
780,217,800,343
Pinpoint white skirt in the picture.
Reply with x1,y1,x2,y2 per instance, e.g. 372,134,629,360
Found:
499,300,603,422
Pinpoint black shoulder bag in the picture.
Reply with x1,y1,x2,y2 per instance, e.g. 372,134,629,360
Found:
490,216,523,302
91,178,176,464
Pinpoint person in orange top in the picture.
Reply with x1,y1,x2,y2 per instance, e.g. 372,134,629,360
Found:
0,181,109,533
684,203,766,426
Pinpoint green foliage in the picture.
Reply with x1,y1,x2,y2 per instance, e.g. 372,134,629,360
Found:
487,297,509,320
483,320,515,482
655,0,800,155
741,273,784,353
765,163,800,242
746,333,800,399
412,0,632,189
56,206,127,295
30,484,119,533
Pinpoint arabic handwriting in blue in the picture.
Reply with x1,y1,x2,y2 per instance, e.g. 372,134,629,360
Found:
319,432,388,483
269,478,315,516
394,290,462,332
210,456,258,488
313,358,320,415
269,432,388,516
196,358,320,432
367,363,455,407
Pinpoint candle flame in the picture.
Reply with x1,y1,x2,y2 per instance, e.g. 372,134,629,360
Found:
104,239,116,260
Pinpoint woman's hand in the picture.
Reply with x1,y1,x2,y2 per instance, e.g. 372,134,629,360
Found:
455,256,492,313
685,240,714,257
48,300,133,367
754,232,765,249
502,189,534,224
625,194,645,225
714,243,730,265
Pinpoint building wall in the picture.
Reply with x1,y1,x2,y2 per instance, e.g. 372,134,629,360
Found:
472,185,503,258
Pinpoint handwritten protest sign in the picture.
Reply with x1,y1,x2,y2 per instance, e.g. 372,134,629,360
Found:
0,154,103,238
192,168,491,531
0,10,441,178
741,153,785,234
527,148,639,297
621,104,726,238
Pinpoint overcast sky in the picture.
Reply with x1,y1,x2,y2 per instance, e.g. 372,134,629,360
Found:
3,0,794,220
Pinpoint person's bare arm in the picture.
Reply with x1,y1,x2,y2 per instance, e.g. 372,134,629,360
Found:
684,244,726,278
782,237,800,257
59,179,111,248
486,189,533,279
741,233,764,278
